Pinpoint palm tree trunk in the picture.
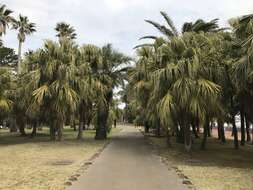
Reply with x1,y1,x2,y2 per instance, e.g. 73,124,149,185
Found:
77,106,85,140
245,115,251,142
30,121,37,138
114,119,117,128
240,107,245,146
232,115,239,149
184,123,192,152
196,117,200,133
201,117,209,150
70,115,76,131
144,120,149,133
95,105,109,140
16,115,26,136
9,117,17,132
57,120,63,141
156,119,161,137
166,128,171,147
50,120,56,141
207,123,211,137
191,122,199,138
176,125,184,143
217,123,221,140
18,40,22,74
218,119,226,143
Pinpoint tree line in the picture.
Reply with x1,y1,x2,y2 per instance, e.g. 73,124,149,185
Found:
125,12,253,151
0,4,129,140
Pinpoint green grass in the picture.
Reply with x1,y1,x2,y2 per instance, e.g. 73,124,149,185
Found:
0,126,120,190
148,134,253,190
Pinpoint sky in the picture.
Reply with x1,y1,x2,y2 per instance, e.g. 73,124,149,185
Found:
2,0,253,56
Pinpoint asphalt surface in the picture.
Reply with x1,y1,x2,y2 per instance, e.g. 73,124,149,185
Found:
68,125,188,190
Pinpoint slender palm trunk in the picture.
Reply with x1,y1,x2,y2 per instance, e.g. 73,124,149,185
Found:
57,120,64,141
156,119,161,137
18,40,22,74
184,123,192,152
240,108,245,146
207,123,211,137
176,125,184,143
166,128,171,147
218,119,226,143
196,118,200,133
201,117,209,150
217,123,221,140
77,106,85,140
191,122,199,138
245,115,251,142
30,121,37,138
232,116,239,149
114,119,117,128
95,105,109,140
50,120,56,141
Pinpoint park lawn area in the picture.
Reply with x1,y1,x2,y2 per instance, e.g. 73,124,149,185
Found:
148,134,253,190
0,127,120,190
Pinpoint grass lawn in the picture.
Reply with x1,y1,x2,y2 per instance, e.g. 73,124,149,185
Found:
0,126,120,190
148,132,253,190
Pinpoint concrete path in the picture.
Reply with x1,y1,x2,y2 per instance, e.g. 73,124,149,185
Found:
68,125,188,190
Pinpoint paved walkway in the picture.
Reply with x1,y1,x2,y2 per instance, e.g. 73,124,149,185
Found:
68,125,188,190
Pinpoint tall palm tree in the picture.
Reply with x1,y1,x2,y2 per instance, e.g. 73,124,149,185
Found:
27,40,79,141
55,22,77,41
0,4,15,36
94,44,130,139
13,15,36,74
74,44,102,140
230,14,253,146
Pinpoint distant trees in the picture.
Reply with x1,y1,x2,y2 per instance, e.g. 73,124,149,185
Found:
0,45,18,66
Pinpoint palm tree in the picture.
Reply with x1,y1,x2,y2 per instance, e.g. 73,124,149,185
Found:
143,11,221,41
27,40,79,141
0,68,12,111
131,31,225,152
94,44,130,139
13,15,36,74
230,14,253,146
74,44,101,140
144,11,179,40
55,22,77,41
182,19,221,33
0,4,15,36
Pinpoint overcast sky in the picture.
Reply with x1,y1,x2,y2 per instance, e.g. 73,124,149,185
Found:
2,0,253,56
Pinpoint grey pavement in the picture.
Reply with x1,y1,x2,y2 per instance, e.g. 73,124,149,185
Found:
68,125,188,190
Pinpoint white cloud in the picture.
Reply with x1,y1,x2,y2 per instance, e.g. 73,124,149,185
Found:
1,0,253,56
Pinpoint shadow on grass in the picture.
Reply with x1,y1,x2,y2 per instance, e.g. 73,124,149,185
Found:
0,127,105,146
150,135,253,170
